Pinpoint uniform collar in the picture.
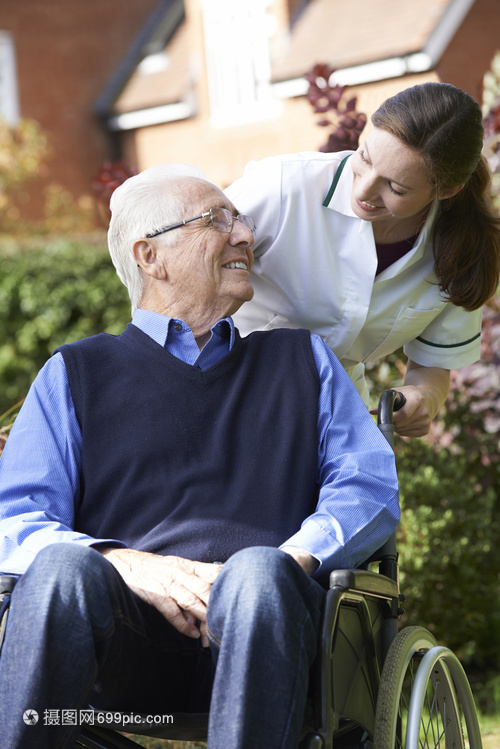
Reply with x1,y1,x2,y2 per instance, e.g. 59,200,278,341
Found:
322,153,358,218
322,153,439,254
322,153,440,241
375,201,440,281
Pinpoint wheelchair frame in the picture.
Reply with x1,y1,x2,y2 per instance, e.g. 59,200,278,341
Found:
0,390,483,749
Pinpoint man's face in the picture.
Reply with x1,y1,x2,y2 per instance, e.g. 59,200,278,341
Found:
156,181,255,321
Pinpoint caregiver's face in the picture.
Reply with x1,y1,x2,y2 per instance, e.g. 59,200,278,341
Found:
350,128,435,225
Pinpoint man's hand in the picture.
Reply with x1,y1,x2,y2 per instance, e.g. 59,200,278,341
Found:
99,547,221,646
280,546,319,575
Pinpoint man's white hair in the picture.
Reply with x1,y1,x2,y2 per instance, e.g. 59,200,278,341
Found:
108,163,207,314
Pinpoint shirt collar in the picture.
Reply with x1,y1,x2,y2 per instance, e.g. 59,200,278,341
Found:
131,308,236,349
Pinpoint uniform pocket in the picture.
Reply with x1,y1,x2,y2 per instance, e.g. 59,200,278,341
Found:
362,306,442,362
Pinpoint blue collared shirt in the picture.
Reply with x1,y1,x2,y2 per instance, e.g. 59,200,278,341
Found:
0,309,399,576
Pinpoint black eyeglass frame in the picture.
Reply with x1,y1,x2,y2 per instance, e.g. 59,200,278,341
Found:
145,207,256,239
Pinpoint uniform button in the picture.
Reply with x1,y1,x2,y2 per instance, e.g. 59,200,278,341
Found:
174,323,182,331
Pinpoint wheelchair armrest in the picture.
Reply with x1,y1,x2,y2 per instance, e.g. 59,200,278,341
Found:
328,568,399,600
0,574,20,595
0,574,19,652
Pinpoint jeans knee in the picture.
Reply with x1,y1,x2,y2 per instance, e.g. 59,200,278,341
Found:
219,546,293,591
24,543,104,586
207,547,324,659
16,543,116,618
210,546,319,618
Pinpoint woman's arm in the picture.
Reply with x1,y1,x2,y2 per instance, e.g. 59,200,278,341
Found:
393,359,450,437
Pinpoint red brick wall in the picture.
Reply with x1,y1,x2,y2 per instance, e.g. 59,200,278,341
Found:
437,0,500,102
0,0,159,219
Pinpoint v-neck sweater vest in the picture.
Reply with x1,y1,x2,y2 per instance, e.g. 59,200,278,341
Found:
58,324,320,562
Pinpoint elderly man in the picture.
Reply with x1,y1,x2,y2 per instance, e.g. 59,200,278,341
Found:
0,164,399,749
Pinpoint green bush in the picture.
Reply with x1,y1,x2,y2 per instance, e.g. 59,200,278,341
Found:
368,297,500,706
395,440,499,668
0,234,131,414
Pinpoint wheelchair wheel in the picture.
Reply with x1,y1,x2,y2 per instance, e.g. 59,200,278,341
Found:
373,626,482,749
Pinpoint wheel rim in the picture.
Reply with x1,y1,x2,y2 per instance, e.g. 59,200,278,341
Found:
374,628,481,749
401,654,459,748
405,647,482,749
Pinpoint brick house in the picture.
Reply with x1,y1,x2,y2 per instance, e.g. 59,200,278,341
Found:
0,0,160,219
0,0,499,221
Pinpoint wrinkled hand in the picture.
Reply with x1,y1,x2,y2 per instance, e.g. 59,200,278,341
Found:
100,547,221,646
280,546,319,575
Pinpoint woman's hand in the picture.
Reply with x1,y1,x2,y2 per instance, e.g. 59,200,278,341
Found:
391,386,437,437
99,547,221,646
392,361,450,437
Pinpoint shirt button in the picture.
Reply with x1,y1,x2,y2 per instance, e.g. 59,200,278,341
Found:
174,323,182,331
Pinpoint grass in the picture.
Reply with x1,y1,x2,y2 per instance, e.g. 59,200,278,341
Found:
125,740,205,748
123,711,500,748
479,712,500,749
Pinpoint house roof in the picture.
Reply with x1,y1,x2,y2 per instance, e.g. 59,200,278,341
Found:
271,0,476,94
113,22,189,114
271,0,455,82
95,0,185,118
105,0,475,130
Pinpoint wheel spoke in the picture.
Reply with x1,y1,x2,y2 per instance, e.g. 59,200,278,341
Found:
373,627,480,749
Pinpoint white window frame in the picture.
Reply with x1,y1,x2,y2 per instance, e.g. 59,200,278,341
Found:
0,32,19,125
202,0,281,127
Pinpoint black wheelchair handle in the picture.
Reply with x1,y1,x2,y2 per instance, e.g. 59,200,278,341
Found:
377,389,406,427
377,389,406,449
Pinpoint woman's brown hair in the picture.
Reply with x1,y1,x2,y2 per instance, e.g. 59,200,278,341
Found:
372,82,500,310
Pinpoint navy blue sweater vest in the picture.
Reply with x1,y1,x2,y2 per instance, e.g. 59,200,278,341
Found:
58,324,320,562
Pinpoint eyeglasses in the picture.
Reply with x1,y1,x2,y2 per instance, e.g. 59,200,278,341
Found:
146,207,256,238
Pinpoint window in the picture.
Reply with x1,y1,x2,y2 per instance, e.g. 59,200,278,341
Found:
0,32,19,125
202,0,281,127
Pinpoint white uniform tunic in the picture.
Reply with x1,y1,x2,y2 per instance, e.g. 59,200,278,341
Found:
225,151,482,401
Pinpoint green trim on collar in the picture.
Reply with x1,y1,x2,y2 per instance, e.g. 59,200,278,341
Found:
322,154,352,207
415,332,481,348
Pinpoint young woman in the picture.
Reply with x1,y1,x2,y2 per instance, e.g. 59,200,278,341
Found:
226,82,500,436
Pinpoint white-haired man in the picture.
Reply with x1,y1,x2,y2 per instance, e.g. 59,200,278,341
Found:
0,164,399,748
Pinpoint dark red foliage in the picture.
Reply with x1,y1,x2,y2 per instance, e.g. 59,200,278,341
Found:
483,101,500,141
305,62,367,152
428,297,500,468
92,161,138,207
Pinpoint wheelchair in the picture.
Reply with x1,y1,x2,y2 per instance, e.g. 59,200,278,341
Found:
0,391,483,749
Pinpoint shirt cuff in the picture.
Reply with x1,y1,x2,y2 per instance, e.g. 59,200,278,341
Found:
280,518,344,576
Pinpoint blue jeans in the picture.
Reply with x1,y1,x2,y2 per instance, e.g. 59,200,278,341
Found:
0,543,324,748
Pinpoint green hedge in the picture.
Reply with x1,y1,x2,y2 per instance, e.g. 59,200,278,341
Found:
0,234,130,415
368,300,500,708
396,441,499,665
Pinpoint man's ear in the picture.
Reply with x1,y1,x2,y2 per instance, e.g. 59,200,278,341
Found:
132,239,168,280
437,183,465,201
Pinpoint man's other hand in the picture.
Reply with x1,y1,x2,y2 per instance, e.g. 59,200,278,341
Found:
99,547,221,646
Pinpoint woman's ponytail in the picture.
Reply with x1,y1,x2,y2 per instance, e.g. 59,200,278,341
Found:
433,156,500,310
373,82,500,310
